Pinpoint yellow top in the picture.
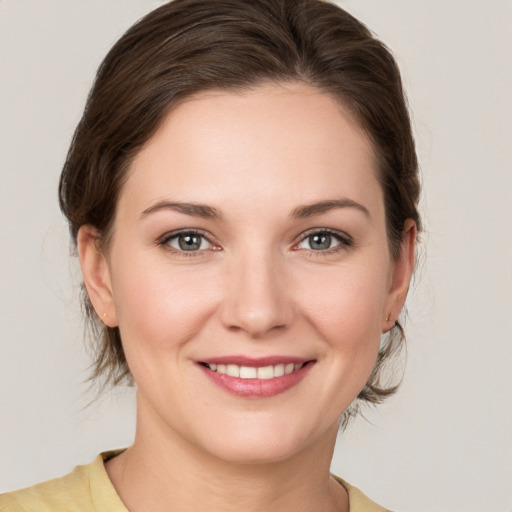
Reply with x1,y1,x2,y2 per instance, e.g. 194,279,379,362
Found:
0,452,391,512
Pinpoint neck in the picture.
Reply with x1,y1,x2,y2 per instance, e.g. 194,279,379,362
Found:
105,396,347,512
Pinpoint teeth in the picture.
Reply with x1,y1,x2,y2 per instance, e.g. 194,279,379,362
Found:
257,366,274,380
226,364,239,377
285,363,295,375
240,366,257,379
274,364,285,377
207,362,305,379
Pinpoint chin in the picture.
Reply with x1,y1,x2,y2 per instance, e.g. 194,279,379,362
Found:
192,413,332,466
206,437,304,466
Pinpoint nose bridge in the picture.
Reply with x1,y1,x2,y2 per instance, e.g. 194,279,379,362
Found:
221,243,292,337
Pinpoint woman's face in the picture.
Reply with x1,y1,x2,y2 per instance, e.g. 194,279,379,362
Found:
81,83,414,464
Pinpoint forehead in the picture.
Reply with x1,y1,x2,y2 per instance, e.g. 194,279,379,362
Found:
120,83,382,219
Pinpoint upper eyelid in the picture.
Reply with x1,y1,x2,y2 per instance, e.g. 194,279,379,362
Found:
158,228,216,247
159,227,211,239
295,227,352,243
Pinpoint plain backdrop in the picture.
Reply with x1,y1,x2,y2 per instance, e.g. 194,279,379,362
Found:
1,1,511,511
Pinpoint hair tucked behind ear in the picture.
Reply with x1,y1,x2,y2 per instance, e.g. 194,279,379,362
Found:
59,0,421,414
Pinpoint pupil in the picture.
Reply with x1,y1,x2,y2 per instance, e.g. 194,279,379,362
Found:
310,233,331,250
179,234,201,251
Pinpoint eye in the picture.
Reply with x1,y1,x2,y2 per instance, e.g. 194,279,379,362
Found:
296,230,351,252
160,230,214,252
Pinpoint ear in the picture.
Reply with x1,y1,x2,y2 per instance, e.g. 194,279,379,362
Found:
382,219,417,332
77,226,118,327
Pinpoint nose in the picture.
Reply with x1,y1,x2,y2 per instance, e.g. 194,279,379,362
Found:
219,250,295,338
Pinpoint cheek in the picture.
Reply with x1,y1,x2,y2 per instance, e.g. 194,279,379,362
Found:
296,261,390,395
110,254,221,355
298,263,388,343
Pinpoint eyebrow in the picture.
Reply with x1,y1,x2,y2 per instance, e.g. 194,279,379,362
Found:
140,198,370,221
290,198,370,219
140,201,222,220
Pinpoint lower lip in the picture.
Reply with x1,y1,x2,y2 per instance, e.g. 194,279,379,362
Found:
199,363,314,398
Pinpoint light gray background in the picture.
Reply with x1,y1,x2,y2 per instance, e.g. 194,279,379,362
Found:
1,1,511,511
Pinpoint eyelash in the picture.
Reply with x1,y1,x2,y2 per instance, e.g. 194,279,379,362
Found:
157,228,353,257
293,228,353,256
157,229,217,257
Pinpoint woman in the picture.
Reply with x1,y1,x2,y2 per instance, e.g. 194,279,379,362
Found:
0,0,420,510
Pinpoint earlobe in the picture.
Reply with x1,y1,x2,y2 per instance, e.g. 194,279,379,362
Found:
382,219,417,332
77,226,118,327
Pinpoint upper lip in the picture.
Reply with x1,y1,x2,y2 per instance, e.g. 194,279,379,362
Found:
199,355,314,367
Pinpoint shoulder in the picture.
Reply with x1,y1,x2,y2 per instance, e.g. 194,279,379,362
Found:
0,463,93,512
0,451,126,512
333,475,394,512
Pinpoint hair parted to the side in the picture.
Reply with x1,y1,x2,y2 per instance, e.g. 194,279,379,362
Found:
59,0,421,423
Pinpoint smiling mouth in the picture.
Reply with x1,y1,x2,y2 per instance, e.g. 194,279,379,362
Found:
200,362,310,380
198,359,315,398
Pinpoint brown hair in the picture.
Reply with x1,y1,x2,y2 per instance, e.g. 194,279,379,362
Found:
59,0,421,419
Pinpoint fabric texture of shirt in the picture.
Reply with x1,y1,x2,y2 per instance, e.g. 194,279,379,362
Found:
0,451,391,511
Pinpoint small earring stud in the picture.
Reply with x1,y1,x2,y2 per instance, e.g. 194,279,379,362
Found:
386,314,391,323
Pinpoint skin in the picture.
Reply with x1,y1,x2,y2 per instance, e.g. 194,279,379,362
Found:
78,82,416,512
